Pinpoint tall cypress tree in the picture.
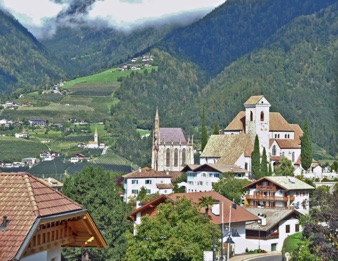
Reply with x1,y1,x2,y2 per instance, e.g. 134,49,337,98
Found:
268,162,273,176
201,107,208,151
213,121,220,135
301,118,312,171
260,147,268,177
251,135,260,179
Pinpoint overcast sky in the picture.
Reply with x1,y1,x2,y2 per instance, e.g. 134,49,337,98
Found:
0,0,225,36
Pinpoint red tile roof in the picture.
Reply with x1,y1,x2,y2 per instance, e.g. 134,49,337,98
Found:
0,172,83,260
167,192,259,225
129,192,259,225
123,167,182,181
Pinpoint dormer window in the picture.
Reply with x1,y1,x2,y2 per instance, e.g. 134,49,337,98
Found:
0,216,10,231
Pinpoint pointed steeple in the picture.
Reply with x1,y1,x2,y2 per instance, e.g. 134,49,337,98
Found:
155,107,159,132
94,127,98,144
152,108,160,171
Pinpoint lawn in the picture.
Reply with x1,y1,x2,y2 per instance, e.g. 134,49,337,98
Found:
62,67,153,89
282,232,303,256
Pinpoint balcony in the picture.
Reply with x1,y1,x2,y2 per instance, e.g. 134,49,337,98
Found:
256,185,277,191
246,195,295,202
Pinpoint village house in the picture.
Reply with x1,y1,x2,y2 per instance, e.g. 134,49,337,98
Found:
240,176,315,252
122,167,181,202
0,172,106,260
181,163,248,192
243,176,314,212
29,119,47,127
15,132,29,139
200,95,304,176
152,108,194,172
128,191,259,255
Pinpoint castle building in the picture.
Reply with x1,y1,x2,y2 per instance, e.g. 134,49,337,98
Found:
200,95,303,174
152,109,194,171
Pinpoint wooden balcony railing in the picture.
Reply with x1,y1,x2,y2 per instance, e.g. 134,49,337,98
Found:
256,185,277,191
245,195,295,202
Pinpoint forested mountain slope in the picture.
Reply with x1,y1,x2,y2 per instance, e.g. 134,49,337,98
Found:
109,2,337,166
200,3,338,156
159,0,336,78
41,23,182,77
0,10,65,93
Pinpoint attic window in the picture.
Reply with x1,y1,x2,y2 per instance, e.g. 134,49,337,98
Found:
0,216,10,231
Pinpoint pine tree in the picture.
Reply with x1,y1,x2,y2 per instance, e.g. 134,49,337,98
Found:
213,121,220,135
251,135,261,179
201,107,208,151
260,147,268,177
301,118,312,171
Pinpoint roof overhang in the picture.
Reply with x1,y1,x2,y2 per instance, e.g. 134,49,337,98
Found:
16,210,107,260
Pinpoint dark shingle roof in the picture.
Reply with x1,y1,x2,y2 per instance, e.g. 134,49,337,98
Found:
159,128,189,144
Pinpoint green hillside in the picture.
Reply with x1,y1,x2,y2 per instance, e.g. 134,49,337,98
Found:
0,137,49,161
40,24,173,77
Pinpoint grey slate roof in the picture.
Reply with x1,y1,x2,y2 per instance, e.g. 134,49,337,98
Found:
243,176,315,191
245,208,301,231
159,128,188,144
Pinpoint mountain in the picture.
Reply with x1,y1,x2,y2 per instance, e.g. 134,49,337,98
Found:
40,22,185,78
159,0,337,78
0,9,65,93
0,0,336,166
108,0,337,165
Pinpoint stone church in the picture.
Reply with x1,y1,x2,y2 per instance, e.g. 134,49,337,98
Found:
200,95,303,174
151,109,194,171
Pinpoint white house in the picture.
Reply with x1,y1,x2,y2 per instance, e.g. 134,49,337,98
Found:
200,95,304,176
15,132,29,139
245,208,302,252
243,176,314,212
181,164,248,193
122,167,181,202
128,191,259,255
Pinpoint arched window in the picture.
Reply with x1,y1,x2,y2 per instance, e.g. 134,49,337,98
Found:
260,111,264,121
174,148,178,167
182,148,186,165
272,145,277,156
166,148,170,167
292,152,295,162
250,111,253,121
245,163,248,170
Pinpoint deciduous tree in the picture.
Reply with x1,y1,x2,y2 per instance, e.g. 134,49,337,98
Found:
301,187,338,260
212,173,251,204
126,197,220,261
274,157,294,176
62,167,131,260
